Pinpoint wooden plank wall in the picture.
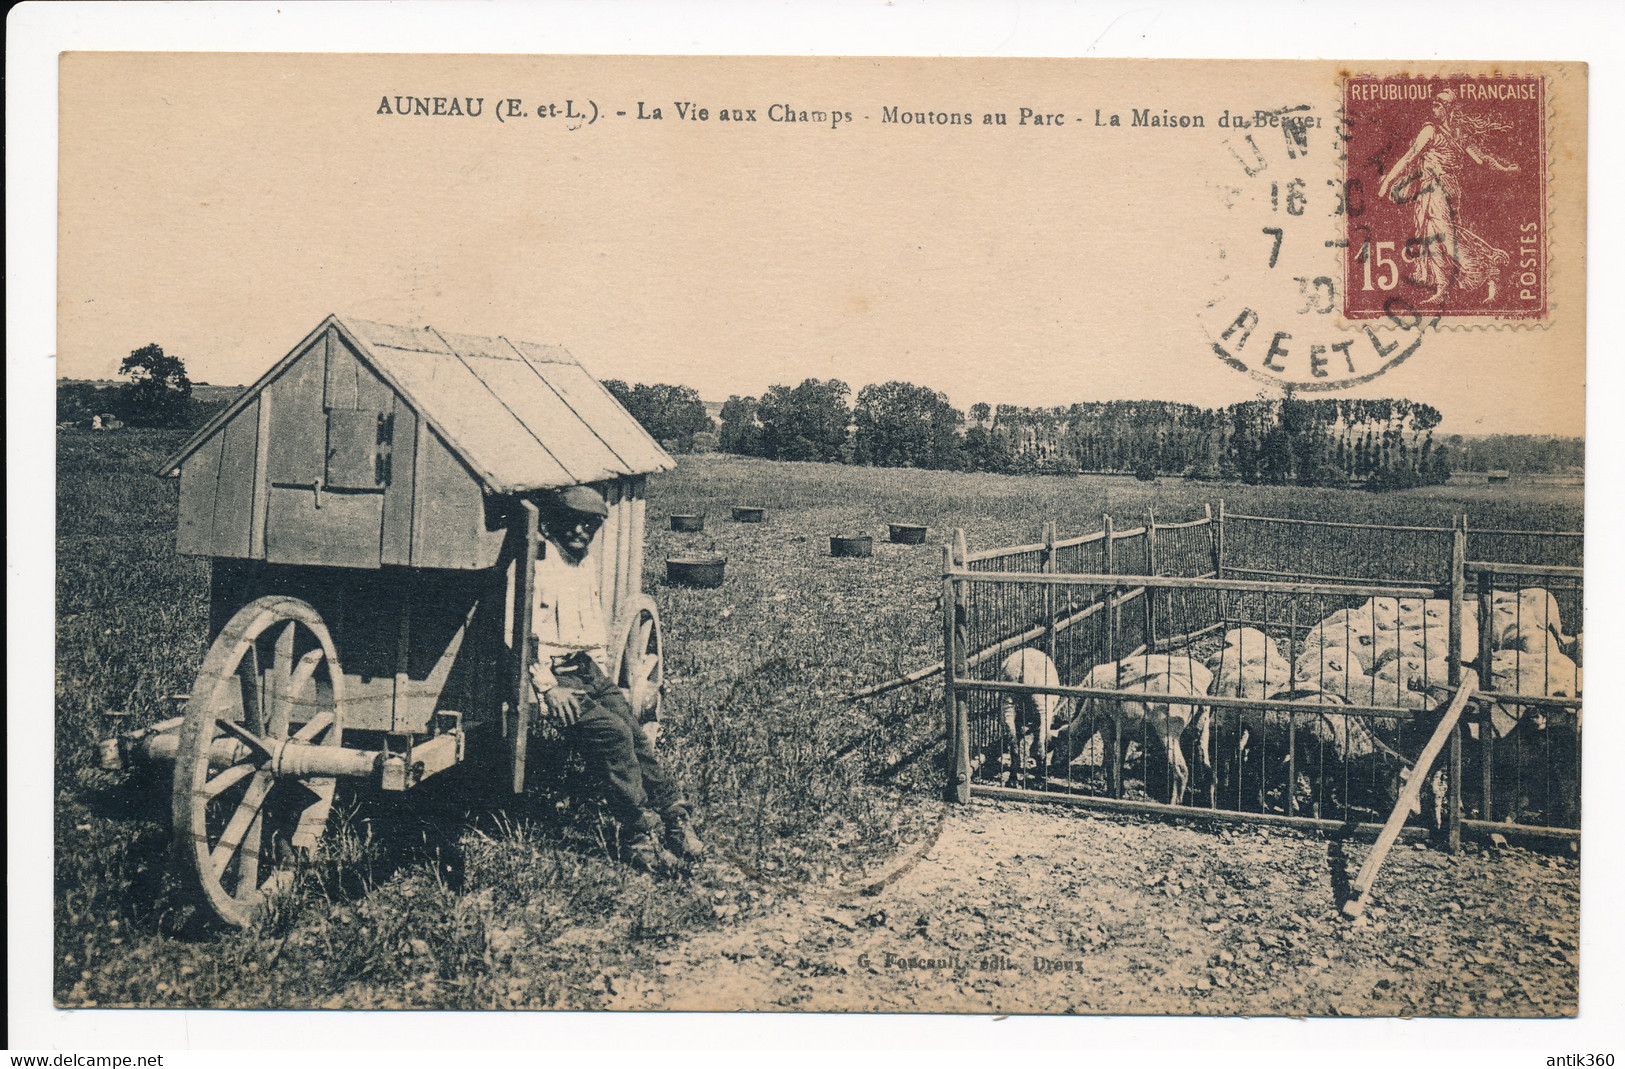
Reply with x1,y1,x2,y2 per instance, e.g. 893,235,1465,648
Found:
176,434,225,557
263,339,327,485
588,476,644,629
380,407,418,565
411,423,505,570
191,397,260,558
628,477,646,606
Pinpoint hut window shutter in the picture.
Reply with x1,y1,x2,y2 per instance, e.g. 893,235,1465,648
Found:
326,409,391,489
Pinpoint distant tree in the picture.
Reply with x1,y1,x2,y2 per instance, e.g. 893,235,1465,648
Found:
756,379,851,462
852,381,964,469
718,395,763,455
961,424,1015,473
969,402,992,428
626,383,713,453
1446,433,1583,475
117,344,193,427
601,380,713,453
1426,444,1453,484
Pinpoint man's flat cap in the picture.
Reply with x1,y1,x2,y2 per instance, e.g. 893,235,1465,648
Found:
557,484,610,518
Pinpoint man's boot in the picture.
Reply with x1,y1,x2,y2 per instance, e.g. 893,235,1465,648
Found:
625,824,679,875
663,809,706,861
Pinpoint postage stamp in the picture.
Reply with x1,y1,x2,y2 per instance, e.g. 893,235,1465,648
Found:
1341,75,1546,321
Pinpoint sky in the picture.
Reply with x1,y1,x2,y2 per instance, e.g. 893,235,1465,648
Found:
53,52,1586,437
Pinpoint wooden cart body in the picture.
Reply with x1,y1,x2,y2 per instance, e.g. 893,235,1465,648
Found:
125,315,673,925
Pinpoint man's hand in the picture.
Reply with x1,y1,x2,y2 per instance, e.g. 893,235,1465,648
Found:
542,685,585,726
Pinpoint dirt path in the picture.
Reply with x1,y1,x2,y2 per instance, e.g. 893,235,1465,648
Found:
605,800,1578,1016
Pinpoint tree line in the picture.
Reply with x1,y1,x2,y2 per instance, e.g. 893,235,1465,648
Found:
710,383,1466,488
55,346,1582,486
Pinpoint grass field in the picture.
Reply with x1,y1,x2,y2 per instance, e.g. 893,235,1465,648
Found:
53,432,1584,1009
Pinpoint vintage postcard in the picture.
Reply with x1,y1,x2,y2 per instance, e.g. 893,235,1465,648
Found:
36,43,1598,1039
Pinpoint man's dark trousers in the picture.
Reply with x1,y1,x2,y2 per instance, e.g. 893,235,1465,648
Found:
551,652,682,833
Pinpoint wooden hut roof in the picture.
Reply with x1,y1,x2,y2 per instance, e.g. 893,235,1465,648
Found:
159,315,675,493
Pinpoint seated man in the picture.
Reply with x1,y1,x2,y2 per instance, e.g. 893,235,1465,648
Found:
528,485,705,874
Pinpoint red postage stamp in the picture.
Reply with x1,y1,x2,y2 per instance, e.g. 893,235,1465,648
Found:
1342,75,1546,321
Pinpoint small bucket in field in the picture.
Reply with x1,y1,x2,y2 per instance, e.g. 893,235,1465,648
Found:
888,523,929,544
732,506,767,523
830,535,874,558
670,513,705,533
667,554,727,588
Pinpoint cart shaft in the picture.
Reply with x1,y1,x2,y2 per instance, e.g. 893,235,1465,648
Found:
103,720,462,788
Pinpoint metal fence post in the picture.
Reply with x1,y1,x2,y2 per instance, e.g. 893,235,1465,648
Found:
1103,513,1123,798
1213,499,1227,628
1145,508,1159,650
1477,565,1496,824
1103,513,1117,667
943,531,972,803
1448,524,1465,852
1286,600,1298,819
1043,520,1058,668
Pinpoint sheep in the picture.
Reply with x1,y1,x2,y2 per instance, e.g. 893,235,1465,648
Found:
1209,631,1293,698
1483,646,1581,739
995,648,1069,783
1352,596,1430,633
1375,651,1453,693
1410,609,1478,665
1306,602,1476,672
1354,671,1433,712
1490,645,1580,699
1482,645,1582,826
1302,610,1374,652
1219,627,1276,661
1104,652,1214,693
1482,588,1571,654
1294,643,1366,684
1205,682,1409,818
1058,655,1212,804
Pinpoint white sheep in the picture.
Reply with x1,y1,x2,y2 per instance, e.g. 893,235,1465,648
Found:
1060,655,1212,804
996,648,1069,781
1302,610,1373,652
1209,632,1292,697
1374,651,1453,692
1484,646,1581,739
1481,587,1571,654
1294,643,1366,683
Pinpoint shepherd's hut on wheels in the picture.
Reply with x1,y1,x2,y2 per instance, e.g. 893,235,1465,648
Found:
103,315,674,927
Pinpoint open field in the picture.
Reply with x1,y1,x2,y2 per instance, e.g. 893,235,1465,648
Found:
54,434,1583,1012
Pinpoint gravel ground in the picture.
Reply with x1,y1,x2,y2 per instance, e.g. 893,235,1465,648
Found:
603,799,1579,1016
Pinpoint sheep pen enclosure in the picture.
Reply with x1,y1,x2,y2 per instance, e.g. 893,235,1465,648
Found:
944,506,1583,848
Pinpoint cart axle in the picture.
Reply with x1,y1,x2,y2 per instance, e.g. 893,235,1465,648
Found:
101,717,463,789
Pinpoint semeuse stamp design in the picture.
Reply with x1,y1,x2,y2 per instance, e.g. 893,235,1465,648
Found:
1343,75,1546,320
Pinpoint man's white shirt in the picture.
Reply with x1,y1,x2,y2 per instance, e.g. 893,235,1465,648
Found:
530,538,611,690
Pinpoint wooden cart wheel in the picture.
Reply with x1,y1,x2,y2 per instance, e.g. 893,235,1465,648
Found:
172,595,345,928
615,596,665,747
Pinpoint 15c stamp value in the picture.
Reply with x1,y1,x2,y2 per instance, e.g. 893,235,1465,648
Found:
1342,74,1546,321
